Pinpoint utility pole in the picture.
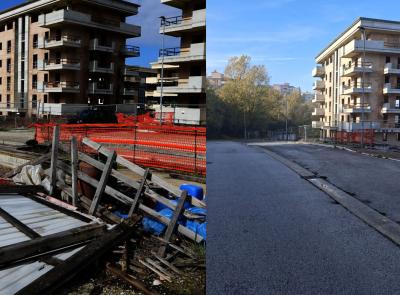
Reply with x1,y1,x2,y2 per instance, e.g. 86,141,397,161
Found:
360,26,366,148
285,95,289,141
159,16,166,125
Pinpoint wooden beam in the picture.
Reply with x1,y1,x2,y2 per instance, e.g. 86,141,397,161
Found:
158,191,188,257
0,185,45,194
81,138,206,208
3,153,51,178
0,207,40,239
128,168,150,217
107,263,161,295
49,126,60,196
16,218,141,295
57,161,203,242
0,223,106,268
70,136,78,207
89,151,117,215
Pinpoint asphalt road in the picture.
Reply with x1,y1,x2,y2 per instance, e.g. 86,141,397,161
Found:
260,143,400,222
207,141,400,295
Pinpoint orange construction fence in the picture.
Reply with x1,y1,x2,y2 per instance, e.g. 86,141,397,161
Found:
335,129,375,145
33,118,206,175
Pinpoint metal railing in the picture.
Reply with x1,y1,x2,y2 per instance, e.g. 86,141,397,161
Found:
124,45,140,55
161,15,183,26
159,47,180,57
45,81,80,88
45,58,80,65
343,61,372,71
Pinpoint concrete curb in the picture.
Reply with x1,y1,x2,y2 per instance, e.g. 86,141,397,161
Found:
252,144,400,248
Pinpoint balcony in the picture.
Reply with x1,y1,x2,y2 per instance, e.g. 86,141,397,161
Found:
43,58,81,71
122,45,140,57
89,38,115,52
312,80,325,91
384,63,400,75
342,82,372,95
342,62,373,77
383,83,400,94
159,42,206,63
44,81,80,93
337,121,380,132
121,88,139,96
38,35,81,49
343,39,400,58
123,67,140,76
342,103,371,114
312,93,325,103
312,121,324,128
157,76,205,94
381,103,400,114
312,108,325,116
89,82,113,95
160,9,206,36
89,61,114,74
38,9,141,37
312,66,325,78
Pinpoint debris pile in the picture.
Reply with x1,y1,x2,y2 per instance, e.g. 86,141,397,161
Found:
0,126,206,294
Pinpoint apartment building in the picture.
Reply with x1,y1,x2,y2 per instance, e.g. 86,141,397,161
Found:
272,83,301,96
312,17,400,145
207,70,225,88
146,0,206,124
0,0,141,118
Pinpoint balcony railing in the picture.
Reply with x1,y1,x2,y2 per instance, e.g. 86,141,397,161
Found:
123,45,140,57
46,81,79,88
159,47,180,57
383,83,400,94
161,15,183,26
342,103,371,113
45,58,80,65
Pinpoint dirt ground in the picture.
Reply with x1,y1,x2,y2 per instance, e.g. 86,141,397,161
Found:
0,129,35,145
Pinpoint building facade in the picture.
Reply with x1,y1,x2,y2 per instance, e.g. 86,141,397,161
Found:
0,0,141,118
272,83,301,96
207,70,225,88
312,18,400,145
146,0,206,123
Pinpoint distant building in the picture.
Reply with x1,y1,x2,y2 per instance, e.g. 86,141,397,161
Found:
207,70,225,88
123,66,157,105
272,83,301,96
302,91,314,101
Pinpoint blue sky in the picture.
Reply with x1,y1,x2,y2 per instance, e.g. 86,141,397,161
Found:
208,0,400,92
0,0,179,67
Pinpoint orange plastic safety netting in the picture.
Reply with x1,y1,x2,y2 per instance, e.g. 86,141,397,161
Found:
335,130,375,145
33,119,206,175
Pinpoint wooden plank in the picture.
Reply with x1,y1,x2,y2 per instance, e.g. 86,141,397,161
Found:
89,151,117,215
139,259,172,282
16,218,141,295
77,151,177,211
107,264,161,295
153,255,182,275
0,223,106,268
145,258,173,278
0,185,45,194
81,138,206,208
3,153,51,178
0,207,40,239
57,161,203,242
49,126,60,196
158,191,188,257
70,136,78,207
128,168,150,217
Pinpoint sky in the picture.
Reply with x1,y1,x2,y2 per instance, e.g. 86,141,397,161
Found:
208,0,400,92
0,0,179,67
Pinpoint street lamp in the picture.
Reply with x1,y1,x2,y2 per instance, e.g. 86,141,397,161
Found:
159,16,166,125
360,26,366,148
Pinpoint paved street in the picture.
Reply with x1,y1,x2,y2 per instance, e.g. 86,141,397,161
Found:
207,141,400,295
260,143,400,222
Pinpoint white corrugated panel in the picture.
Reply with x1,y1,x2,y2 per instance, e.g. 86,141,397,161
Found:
0,194,97,294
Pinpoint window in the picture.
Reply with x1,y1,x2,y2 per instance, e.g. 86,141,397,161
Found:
7,41,11,54
6,77,11,91
383,132,388,142
6,95,10,108
396,97,400,109
33,54,38,69
33,34,38,48
329,72,332,82
6,22,12,30
6,59,11,73
385,76,390,84
32,95,37,108
32,75,37,89
386,56,391,63
0,43,2,50
0,60,2,68
44,94,48,103
31,14,38,23
0,78,2,85
397,133,400,141
44,74,48,83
